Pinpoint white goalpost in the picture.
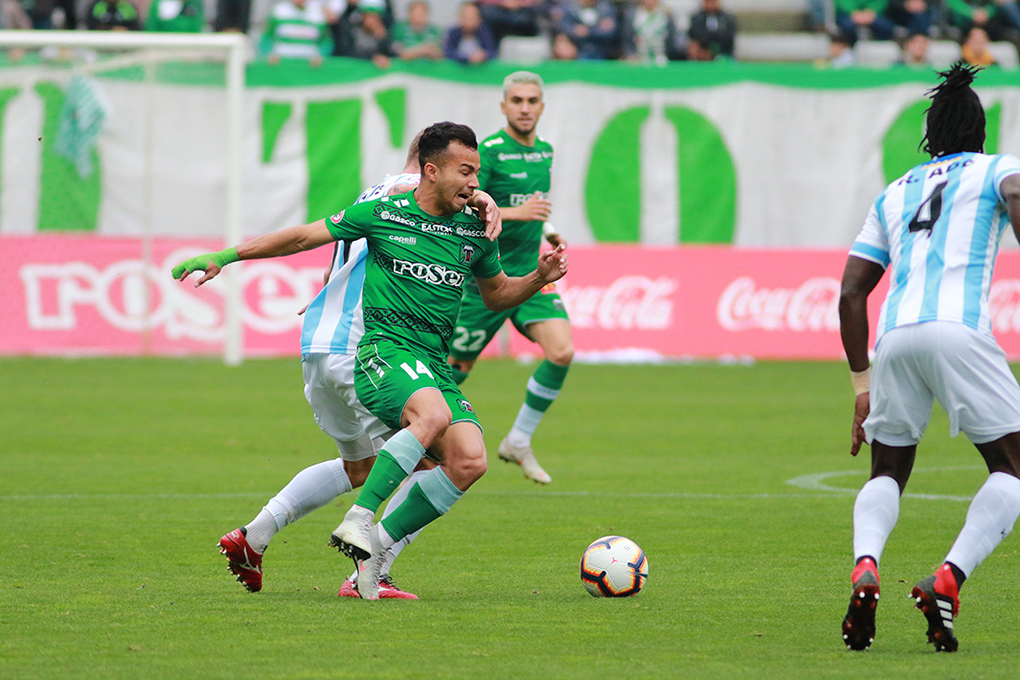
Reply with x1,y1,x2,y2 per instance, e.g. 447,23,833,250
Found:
0,30,247,365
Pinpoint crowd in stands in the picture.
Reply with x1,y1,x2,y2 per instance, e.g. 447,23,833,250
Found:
0,0,1017,68
255,0,743,65
0,0,740,64
820,0,1020,68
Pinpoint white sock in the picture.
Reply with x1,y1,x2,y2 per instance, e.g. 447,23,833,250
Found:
373,522,396,551
853,476,901,566
945,472,1020,578
247,459,352,552
508,404,543,448
382,470,429,520
381,530,422,577
374,469,429,577
243,508,277,554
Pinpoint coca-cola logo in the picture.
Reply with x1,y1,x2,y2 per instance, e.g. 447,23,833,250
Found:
717,276,839,332
558,276,676,330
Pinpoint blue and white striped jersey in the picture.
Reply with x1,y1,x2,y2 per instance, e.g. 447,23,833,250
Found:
300,172,421,355
851,152,1020,342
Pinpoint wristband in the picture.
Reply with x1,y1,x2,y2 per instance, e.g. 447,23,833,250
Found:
850,367,871,395
542,222,558,237
171,247,240,279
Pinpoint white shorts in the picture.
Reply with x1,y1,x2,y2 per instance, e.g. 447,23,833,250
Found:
302,353,395,461
864,321,1020,446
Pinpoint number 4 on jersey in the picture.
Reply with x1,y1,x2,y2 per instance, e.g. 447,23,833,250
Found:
909,181,948,234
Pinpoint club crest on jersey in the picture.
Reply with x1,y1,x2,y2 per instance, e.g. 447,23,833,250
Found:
457,398,474,413
460,244,476,264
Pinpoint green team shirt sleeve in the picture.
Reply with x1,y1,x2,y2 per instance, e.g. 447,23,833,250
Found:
325,200,375,241
471,239,502,279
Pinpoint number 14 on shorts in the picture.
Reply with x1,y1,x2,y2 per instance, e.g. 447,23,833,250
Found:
400,361,434,380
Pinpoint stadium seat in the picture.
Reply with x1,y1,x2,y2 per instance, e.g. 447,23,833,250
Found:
927,40,962,68
733,32,829,62
855,40,900,67
988,41,1020,70
661,0,700,31
498,36,551,64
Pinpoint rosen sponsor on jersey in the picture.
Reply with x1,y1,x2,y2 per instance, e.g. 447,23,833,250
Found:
390,259,466,287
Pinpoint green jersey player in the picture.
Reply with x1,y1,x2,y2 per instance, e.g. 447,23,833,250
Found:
449,71,574,485
172,122,568,600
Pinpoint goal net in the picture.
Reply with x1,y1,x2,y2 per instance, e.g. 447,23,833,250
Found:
0,30,246,364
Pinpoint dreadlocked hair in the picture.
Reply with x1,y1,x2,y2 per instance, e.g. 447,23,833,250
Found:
921,61,986,158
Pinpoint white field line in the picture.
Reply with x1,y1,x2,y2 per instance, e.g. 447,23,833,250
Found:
785,466,986,502
0,467,987,503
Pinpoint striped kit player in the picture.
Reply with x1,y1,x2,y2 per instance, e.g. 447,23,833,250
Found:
839,63,1020,653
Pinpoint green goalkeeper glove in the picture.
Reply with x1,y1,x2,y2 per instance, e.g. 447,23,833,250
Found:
171,248,239,280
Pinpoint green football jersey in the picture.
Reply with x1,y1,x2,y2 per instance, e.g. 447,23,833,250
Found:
478,129,554,277
325,191,502,358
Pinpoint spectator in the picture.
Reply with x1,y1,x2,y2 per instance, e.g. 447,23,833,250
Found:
835,0,896,41
146,0,203,31
443,2,498,64
828,29,856,67
334,4,396,67
3,0,33,28
559,0,617,60
945,0,1020,41
622,0,681,64
809,0,830,31
214,0,250,32
392,0,443,60
886,0,935,37
686,37,714,60
897,29,931,64
961,24,997,64
261,0,332,65
476,0,540,45
687,0,736,58
20,0,54,28
86,0,141,29
550,30,578,59
54,0,75,28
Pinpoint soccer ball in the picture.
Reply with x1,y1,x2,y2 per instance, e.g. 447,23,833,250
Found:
579,536,649,597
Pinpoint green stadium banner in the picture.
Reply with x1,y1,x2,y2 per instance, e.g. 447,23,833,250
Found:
0,61,1017,246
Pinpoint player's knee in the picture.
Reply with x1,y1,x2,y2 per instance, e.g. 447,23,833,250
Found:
450,449,487,486
419,407,453,442
546,342,574,366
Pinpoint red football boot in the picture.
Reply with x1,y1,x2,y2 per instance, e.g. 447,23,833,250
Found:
911,564,960,652
841,557,880,650
218,528,263,593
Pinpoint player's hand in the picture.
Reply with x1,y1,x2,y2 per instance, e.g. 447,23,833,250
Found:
171,248,238,287
516,193,553,222
545,233,567,249
850,392,870,457
536,244,568,284
469,190,502,240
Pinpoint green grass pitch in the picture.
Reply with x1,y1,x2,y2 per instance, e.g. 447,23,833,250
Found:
2,357,1019,679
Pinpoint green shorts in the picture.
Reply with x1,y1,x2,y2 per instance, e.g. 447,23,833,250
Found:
354,338,481,432
450,281,570,362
